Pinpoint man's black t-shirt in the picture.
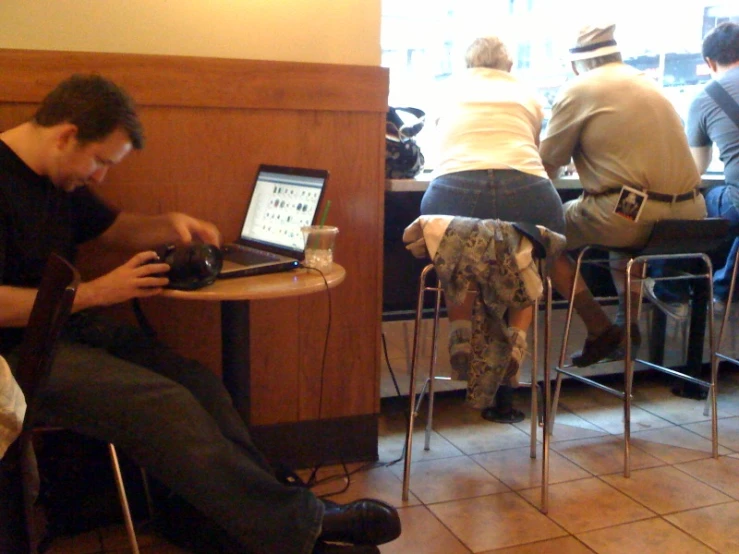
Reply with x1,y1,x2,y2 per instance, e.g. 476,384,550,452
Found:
0,140,119,352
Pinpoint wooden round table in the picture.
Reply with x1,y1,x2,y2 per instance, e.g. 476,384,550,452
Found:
160,264,346,423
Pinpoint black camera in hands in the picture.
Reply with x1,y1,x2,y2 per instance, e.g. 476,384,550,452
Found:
149,243,223,291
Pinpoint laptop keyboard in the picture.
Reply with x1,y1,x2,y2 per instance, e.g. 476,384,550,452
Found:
225,245,281,265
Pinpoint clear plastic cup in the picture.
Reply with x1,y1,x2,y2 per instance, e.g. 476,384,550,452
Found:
301,225,339,273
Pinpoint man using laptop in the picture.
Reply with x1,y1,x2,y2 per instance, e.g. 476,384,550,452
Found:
0,74,400,553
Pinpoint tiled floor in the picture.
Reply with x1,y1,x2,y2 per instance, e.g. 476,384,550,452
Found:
46,315,739,553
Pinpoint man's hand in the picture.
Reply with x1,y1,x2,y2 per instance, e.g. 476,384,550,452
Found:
168,212,222,246
74,251,171,310
98,212,223,252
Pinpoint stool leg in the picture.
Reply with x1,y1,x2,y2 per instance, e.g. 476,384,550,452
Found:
710,249,739,417
424,283,443,450
549,249,586,436
108,443,140,554
541,276,552,514
707,262,719,458
530,295,539,459
624,260,636,478
402,265,433,501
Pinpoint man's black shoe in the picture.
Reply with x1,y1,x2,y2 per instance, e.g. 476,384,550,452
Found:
319,498,401,546
313,541,380,553
571,324,624,367
604,323,642,363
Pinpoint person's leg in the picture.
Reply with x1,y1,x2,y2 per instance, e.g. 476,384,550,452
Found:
421,172,486,377
705,185,739,303
609,254,643,347
41,314,401,553
447,292,475,376
549,252,622,366
479,305,531,424
36,340,322,554
479,171,565,421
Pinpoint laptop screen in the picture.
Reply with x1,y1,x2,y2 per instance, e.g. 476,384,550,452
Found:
239,166,328,253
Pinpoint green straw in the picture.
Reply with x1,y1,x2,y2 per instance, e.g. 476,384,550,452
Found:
318,200,331,227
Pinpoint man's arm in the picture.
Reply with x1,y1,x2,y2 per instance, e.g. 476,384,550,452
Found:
690,146,712,176
0,252,170,327
98,212,222,251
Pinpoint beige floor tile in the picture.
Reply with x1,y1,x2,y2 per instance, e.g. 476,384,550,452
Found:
540,410,610,442
309,464,421,508
577,517,715,554
630,435,718,464
683,415,739,452
378,505,470,554
429,492,567,552
471,445,591,491
675,455,739,500
479,536,595,553
388,456,509,504
434,421,533,456
520,477,654,534
378,427,466,465
666,501,739,553
632,425,731,455
633,385,717,425
551,435,665,475
601,465,732,514
558,394,674,435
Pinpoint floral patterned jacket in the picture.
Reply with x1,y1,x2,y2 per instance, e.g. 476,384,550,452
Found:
403,216,566,409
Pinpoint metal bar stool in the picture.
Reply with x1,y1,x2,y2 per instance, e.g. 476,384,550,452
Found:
401,262,553,513
713,240,739,414
548,218,728,478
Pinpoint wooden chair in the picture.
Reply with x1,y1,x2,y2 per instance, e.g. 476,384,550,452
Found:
5,254,143,553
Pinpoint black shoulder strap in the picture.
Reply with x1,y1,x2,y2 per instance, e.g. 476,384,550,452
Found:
705,80,739,129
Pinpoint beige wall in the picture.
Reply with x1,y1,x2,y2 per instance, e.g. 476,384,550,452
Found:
0,0,380,66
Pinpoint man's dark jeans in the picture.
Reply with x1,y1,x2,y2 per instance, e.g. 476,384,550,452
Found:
705,184,739,302
23,310,322,554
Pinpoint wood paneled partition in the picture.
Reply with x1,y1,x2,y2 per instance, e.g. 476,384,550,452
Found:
0,49,388,467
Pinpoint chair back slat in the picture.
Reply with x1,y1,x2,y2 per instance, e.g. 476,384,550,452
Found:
15,254,80,430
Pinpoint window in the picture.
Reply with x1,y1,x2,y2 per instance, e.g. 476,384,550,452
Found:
381,0,739,174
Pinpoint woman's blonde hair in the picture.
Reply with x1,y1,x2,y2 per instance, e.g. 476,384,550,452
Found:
465,36,512,70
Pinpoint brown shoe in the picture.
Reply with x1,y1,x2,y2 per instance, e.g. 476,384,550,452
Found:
571,325,624,367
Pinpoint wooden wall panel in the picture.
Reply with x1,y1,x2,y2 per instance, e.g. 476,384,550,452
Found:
0,49,388,429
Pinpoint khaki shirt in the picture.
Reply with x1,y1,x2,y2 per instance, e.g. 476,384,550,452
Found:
540,63,700,195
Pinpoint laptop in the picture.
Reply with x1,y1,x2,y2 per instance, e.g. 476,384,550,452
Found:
218,164,329,279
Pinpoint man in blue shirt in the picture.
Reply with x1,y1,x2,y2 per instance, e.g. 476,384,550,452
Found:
687,22,739,311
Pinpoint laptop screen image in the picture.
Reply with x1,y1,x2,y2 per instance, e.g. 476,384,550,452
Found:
238,166,327,255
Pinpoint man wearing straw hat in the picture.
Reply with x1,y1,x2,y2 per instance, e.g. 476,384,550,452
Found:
540,23,706,366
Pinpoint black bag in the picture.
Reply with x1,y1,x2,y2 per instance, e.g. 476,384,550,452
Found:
385,106,426,179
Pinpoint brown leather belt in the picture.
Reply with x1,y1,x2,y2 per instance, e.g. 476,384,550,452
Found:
585,187,699,203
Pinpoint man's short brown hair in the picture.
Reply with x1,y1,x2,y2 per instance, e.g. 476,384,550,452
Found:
33,74,144,149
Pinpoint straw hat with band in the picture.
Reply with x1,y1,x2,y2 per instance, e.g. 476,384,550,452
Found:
569,23,621,62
